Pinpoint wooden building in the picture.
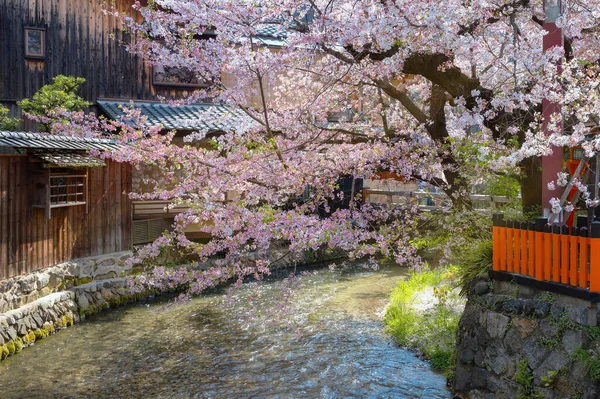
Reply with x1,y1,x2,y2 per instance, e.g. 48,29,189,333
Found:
0,0,285,277
0,0,204,118
0,131,132,278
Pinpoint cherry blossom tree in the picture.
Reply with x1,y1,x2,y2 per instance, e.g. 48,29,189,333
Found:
53,0,600,291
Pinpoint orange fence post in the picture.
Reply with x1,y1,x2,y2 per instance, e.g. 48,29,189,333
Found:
514,225,521,274
534,218,547,281
499,225,507,272
543,224,551,281
569,226,578,286
552,225,561,282
528,223,536,277
506,221,514,273
492,214,504,271
561,225,570,284
519,221,528,275
589,222,600,293
579,227,589,289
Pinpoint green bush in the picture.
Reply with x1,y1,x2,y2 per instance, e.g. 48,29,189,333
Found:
18,75,91,131
454,239,493,297
0,105,20,130
384,268,462,377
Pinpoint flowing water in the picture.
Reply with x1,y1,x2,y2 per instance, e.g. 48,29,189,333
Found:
0,265,451,399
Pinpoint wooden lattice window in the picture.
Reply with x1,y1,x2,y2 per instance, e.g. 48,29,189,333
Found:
32,168,88,219
49,174,86,205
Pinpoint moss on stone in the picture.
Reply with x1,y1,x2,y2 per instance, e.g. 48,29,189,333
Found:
0,344,9,360
34,329,48,340
6,341,15,355
13,337,23,352
73,277,93,286
23,331,36,345
43,323,55,334
64,313,74,327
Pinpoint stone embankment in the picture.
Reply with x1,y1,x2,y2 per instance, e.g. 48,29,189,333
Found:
0,252,141,361
0,251,132,313
454,279,600,399
0,246,332,363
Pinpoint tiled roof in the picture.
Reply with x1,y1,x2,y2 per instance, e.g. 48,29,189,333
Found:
0,131,120,151
255,24,288,39
97,100,251,132
253,25,288,48
34,151,105,167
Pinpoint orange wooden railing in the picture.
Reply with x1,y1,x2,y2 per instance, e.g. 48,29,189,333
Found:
492,214,600,293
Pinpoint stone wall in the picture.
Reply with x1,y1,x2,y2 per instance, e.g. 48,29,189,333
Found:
0,251,132,313
0,245,342,364
454,279,600,399
0,277,149,362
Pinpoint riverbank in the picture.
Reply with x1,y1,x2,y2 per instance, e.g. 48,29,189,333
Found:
384,267,466,381
0,265,451,398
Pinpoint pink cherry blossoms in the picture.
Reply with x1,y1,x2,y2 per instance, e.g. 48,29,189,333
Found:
49,0,600,293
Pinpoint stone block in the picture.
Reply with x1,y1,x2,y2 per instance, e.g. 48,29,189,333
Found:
513,317,538,338
567,306,589,326
503,327,524,355
35,273,50,290
533,351,571,381
551,303,565,320
17,275,37,294
562,329,584,356
523,342,549,370
502,299,524,315
454,365,473,391
77,294,90,311
539,319,559,337
484,346,510,375
32,313,44,329
474,281,490,296
0,298,8,313
5,326,17,340
459,347,475,364
522,299,537,317
486,312,510,339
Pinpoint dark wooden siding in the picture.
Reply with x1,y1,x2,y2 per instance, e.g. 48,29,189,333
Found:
0,0,189,113
0,156,132,279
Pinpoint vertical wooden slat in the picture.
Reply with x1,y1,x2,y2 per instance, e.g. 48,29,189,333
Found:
552,225,561,282
543,227,551,281
527,225,535,277
534,231,544,281
520,222,528,275
499,227,507,271
579,233,589,289
590,223,600,292
8,159,17,276
0,158,8,278
506,222,514,272
513,226,521,274
569,228,578,286
561,226,569,284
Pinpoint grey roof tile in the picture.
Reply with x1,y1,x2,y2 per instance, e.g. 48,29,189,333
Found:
0,131,121,151
97,100,251,132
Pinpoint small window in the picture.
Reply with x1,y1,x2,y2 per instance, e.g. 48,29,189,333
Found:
152,65,209,88
32,168,88,219
24,27,46,59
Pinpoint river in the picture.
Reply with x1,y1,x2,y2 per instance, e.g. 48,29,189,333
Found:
0,265,451,398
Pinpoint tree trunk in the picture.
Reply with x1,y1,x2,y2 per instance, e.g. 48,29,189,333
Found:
518,156,543,218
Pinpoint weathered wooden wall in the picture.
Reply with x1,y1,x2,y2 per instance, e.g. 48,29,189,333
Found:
0,0,190,112
0,156,132,279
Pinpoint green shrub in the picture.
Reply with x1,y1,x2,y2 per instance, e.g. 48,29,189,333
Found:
0,105,20,130
384,267,462,379
454,240,493,296
18,75,91,131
